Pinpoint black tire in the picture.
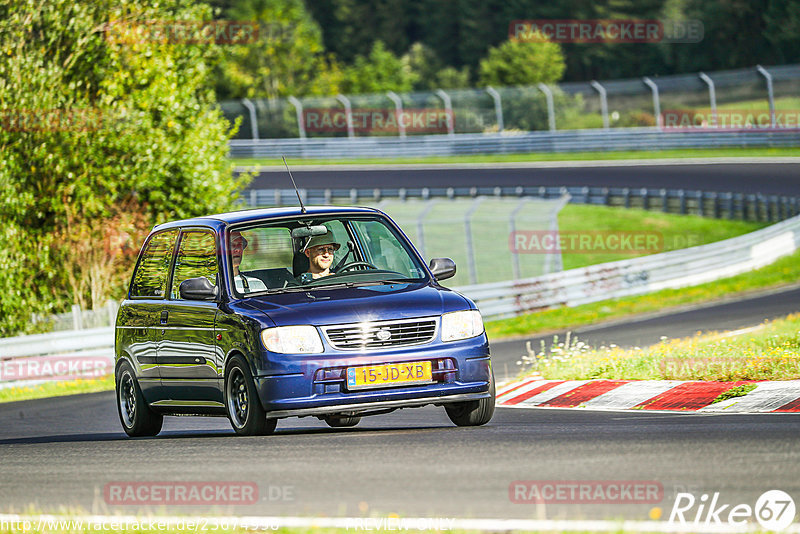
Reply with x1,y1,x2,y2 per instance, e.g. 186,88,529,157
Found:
445,370,495,427
324,414,361,428
225,356,276,436
116,360,163,437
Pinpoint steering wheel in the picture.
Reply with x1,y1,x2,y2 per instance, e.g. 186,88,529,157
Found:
337,261,378,273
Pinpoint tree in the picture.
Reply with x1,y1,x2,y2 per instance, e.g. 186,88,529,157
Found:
0,0,247,335
478,38,566,86
342,41,416,94
216,0,343,99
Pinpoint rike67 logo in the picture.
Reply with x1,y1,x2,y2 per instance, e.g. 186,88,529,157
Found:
669,490,796,531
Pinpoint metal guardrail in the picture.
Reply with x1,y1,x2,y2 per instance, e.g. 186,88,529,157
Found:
3,213,799,373
229,128,800,159
245,186,800,223
0,327,114,388
453,212,800,320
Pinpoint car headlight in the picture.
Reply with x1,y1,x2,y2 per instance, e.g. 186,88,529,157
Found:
441,310,484,342
260,325,323,354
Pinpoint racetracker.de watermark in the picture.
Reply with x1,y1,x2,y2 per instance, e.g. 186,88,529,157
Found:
0,356,110,381
509,231,702,254
0,108,108,132
510,19,703,43
303,108,452,134
662,109,800,129
104,20,259,45
103,481,293,505
510,480,664,504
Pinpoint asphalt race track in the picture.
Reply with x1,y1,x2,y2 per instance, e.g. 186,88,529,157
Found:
1,289,799,520
1,390,800,520
249,161,800,196
2,160,799,523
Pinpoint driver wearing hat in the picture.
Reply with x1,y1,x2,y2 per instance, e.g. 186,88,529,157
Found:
302,233,341,280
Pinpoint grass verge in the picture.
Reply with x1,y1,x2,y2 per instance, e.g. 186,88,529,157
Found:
232,147,800,167
0,375,114,404
518,313,800,381
485,247,800,341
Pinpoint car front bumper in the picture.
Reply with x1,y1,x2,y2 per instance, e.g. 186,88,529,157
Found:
253,336,492,418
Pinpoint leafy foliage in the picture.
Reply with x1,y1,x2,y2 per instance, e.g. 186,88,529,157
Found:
478,37,565,87
0,0,247,335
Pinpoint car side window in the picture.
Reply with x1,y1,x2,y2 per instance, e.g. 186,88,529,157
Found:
351,220,415,275
130,230,178,298
171,230,218,300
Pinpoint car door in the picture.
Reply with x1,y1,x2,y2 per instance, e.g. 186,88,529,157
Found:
157,228,223,403
122,229,179,401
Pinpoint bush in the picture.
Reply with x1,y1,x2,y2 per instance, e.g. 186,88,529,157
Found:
0,0,248,335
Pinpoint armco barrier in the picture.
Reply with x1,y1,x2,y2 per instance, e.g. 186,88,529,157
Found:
453,212,800,319
229,128,800,159
2,214,799,373
0,327,114,388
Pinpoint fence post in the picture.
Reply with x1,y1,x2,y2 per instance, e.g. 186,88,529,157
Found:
416,199,438,259
641,188,649,211
537,83,557,131
336,94,355,138
698,73,718,127
756,65,777,128
660,189,668,212
106,300,118,327
241,98,259,140
590,81,609,129
72,304,82,330
678,189,687,214
435,89,455,136
386,91,406,138
486,86,504,133
464,198,484,284
509,198,529,280
642,77,662,128
287,96,306,139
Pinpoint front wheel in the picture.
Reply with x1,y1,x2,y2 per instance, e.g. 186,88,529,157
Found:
445,371,495,427
225,356,276,436
116,360,163,437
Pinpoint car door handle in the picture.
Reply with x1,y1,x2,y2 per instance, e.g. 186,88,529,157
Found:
160,310,169,325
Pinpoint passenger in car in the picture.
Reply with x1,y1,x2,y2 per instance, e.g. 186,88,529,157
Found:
231,230,267,293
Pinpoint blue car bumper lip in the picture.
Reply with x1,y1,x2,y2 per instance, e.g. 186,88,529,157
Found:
263,390,490,419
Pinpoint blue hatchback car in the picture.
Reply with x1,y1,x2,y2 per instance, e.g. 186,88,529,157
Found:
115,206,494,436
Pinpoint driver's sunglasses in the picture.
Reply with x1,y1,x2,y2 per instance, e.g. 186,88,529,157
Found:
312,245,336,255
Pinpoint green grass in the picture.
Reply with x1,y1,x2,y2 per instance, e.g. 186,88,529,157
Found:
519,313,800,381
233,147,800,167
557,205,765,270
485,248,800,341
0,375,114,404
712,383,758,403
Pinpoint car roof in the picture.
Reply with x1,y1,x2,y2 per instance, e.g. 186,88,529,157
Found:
151,205,381,232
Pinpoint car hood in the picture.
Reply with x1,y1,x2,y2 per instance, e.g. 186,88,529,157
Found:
238,282,470,327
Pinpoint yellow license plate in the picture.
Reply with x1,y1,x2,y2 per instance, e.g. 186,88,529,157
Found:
347,361,432,390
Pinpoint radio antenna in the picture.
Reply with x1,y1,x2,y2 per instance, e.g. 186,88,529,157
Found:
282,155,305,213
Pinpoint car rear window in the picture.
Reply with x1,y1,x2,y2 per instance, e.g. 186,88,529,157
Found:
130,230,178,298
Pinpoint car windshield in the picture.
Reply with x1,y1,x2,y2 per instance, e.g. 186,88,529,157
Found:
228,214,428,296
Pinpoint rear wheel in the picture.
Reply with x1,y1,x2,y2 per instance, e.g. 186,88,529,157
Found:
445,370,495,427
225,356,276,436
116,360,163,437
324,414,361,428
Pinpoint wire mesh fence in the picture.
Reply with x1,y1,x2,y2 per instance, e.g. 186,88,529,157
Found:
222,64,800,140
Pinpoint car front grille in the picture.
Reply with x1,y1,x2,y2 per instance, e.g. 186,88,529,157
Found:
322,317,438,350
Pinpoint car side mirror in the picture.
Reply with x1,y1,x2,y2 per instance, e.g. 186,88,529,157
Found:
429,258,456,281
179,277,219,301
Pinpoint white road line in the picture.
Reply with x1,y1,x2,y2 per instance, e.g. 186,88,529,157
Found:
1,513,797,533
582,381,684,410
699,380,800,412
